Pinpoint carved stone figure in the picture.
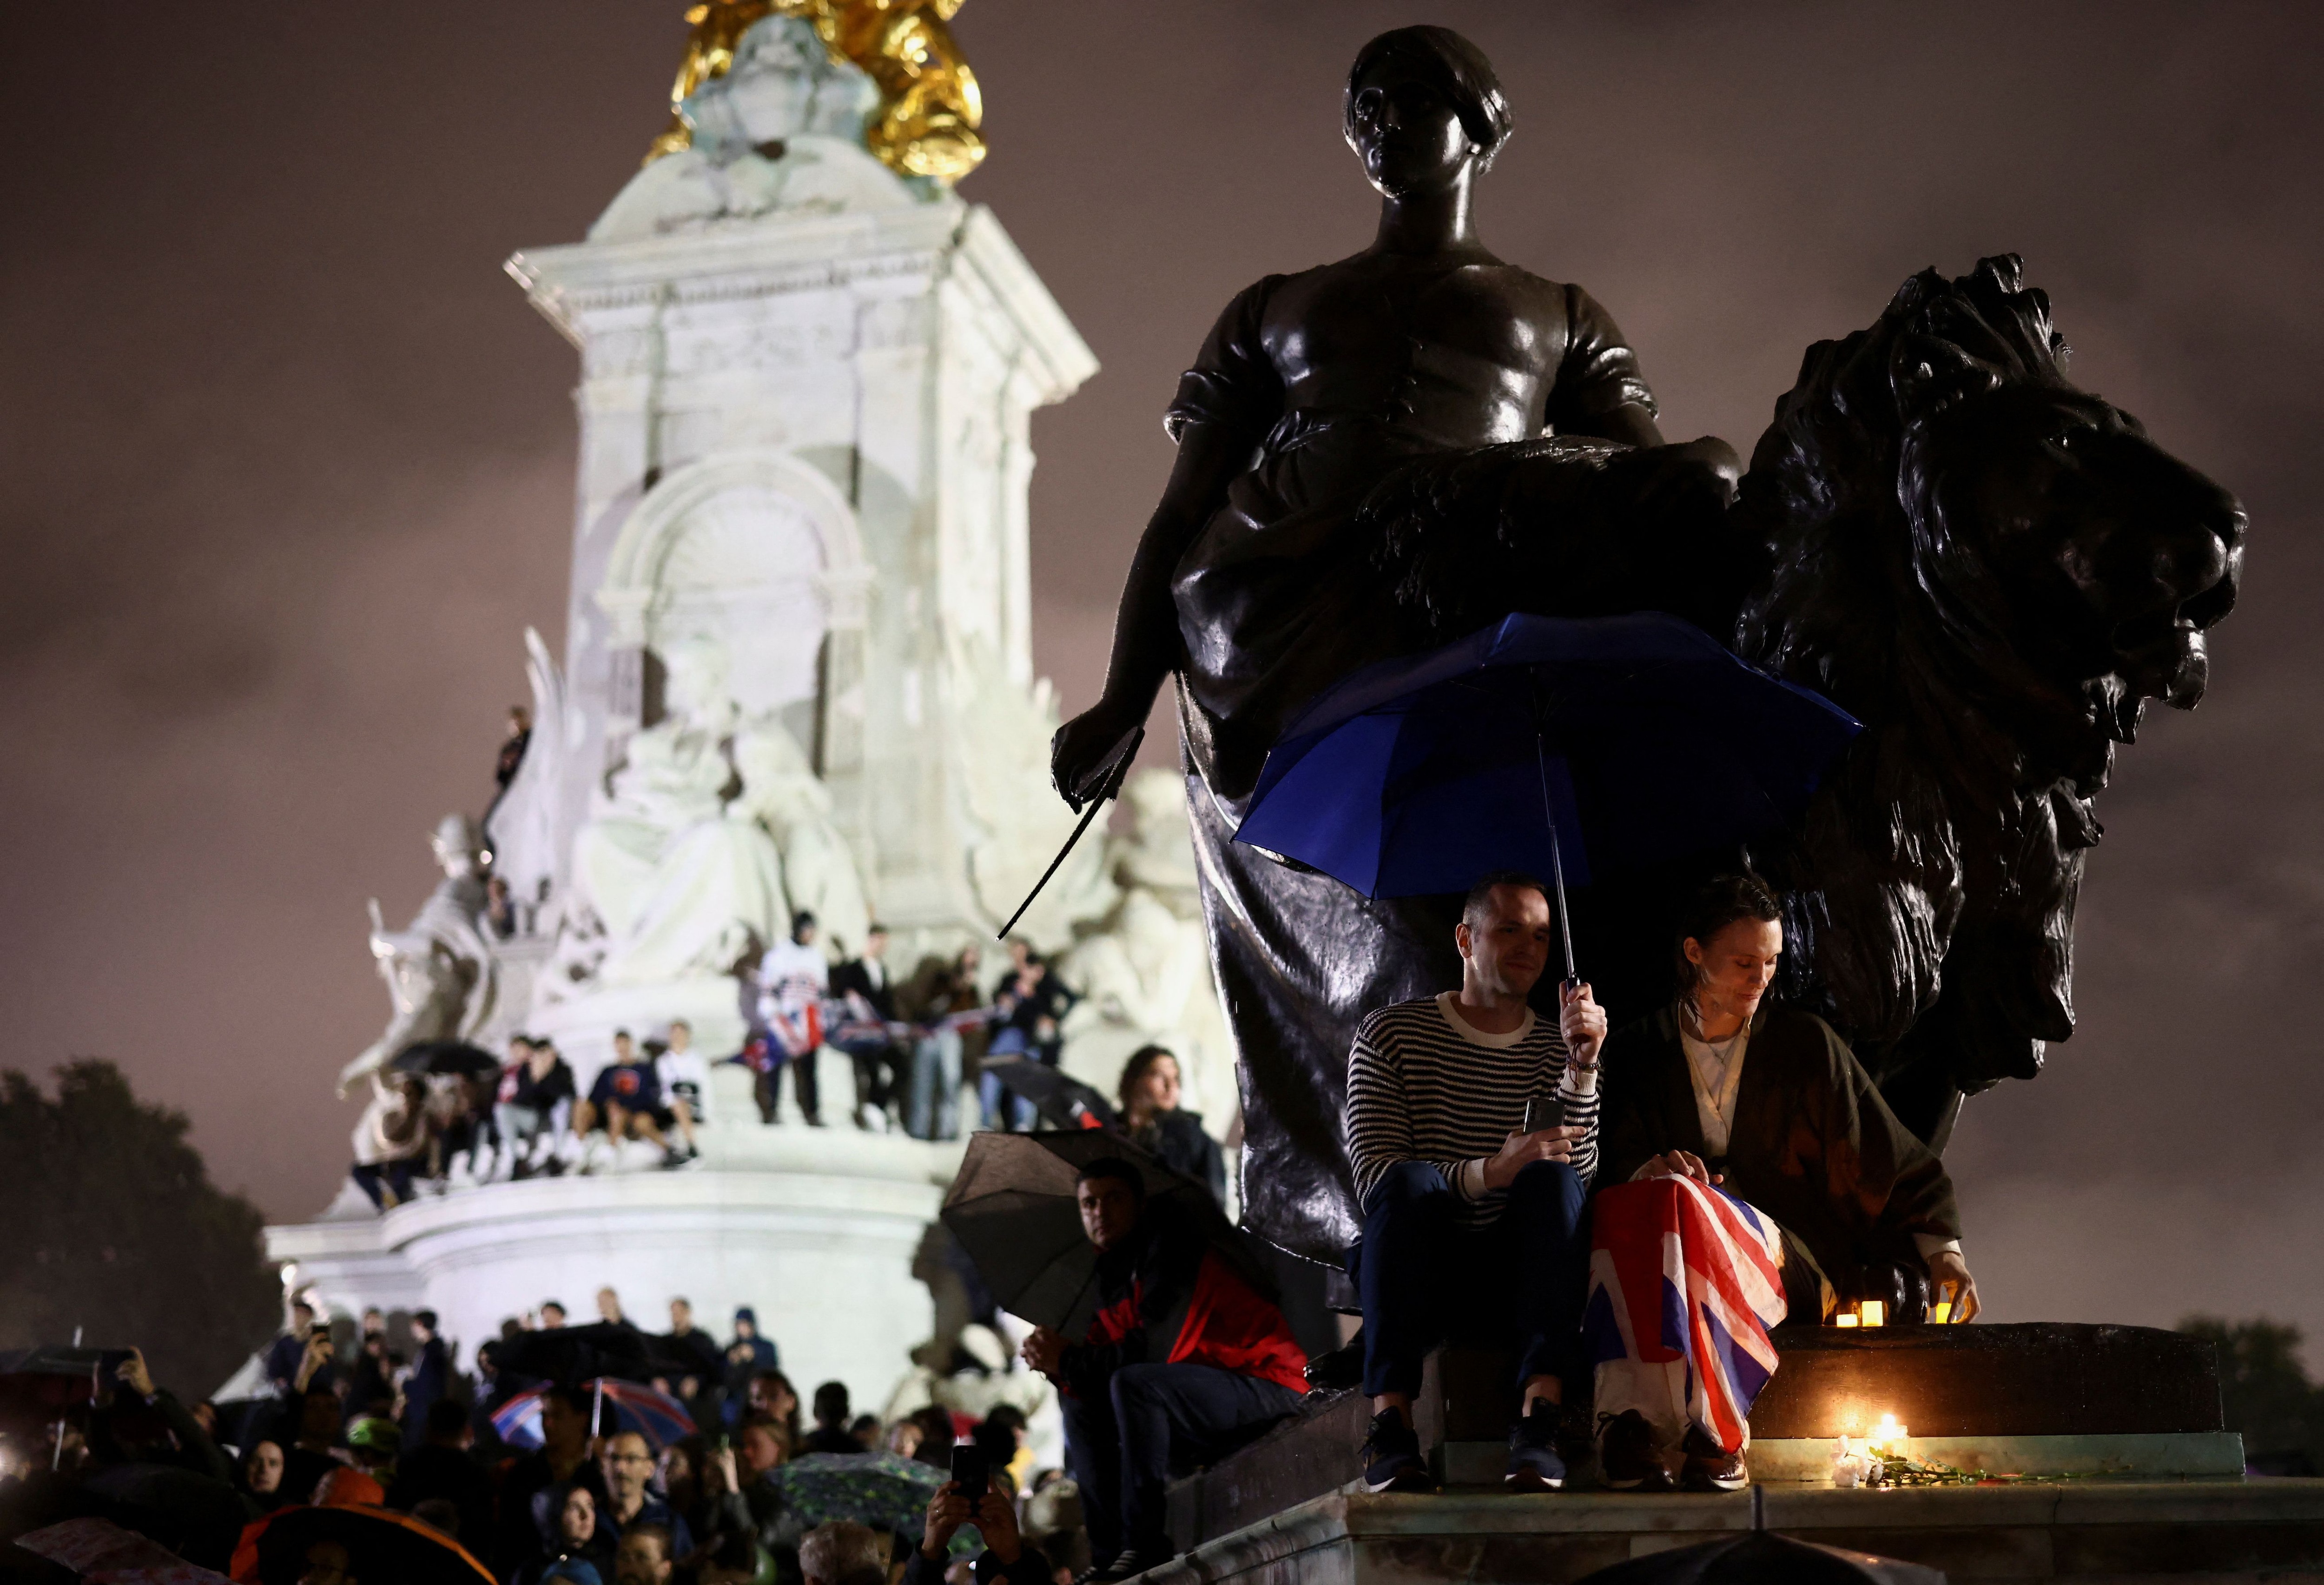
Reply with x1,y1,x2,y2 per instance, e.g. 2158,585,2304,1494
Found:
563,639,788,988
1057,770,1237,1129
731,716,873,957
1053,30,2245,1262
597,14,909,241
640,0,984,182
338,815,498,1095
481,626,567,927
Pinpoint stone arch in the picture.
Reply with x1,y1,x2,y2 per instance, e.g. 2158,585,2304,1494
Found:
595,449,871,728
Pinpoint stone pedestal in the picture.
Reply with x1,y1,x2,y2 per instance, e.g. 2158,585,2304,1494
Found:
265,1121,962,1409
1150,1481,2324,1585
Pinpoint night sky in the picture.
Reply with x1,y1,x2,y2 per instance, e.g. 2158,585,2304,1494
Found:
4,3,2318,1348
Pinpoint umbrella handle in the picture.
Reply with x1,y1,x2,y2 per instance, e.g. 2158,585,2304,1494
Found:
1535,732,1578,987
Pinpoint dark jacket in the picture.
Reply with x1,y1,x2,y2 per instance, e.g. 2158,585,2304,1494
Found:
1063,1199,1307,1399
1597,1001,1961,1302
1126,1111,1228,1208
387,1440,495,1550
831,959,900,1023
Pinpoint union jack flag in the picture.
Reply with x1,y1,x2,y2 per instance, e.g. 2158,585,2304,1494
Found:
1581,1174,1790,1454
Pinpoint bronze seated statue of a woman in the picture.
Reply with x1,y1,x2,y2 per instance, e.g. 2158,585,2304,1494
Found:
1051,27,1750,1260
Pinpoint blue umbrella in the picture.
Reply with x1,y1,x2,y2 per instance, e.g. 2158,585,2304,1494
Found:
1233,612,1862,980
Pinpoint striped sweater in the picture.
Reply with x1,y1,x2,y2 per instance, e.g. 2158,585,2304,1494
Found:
1346,993,1601,1227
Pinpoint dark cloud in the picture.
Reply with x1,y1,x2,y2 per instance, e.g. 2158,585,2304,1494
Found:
1,2,2316,1346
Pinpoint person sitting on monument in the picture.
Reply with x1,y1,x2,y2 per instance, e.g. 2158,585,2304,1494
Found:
1114,1045,1227,1207
499,1035,579,1180
904,942,987,1141
653,1020,709,1163
1588,873,1980,1492
982,950,1076,1132
759,911,832,1127
1343,872,1605,1496
350,1070,430,1210
575,1031,682,1171
831,924,909,1133
1019,1156,1307,1582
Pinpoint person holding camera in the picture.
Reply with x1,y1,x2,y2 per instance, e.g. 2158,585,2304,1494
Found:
910,1479,1047,1585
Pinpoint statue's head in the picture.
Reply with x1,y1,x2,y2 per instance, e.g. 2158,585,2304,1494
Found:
1343,27,1512,198
430,813,483,880
1738,254,2245,795
684,14,881,162
655,636,733,724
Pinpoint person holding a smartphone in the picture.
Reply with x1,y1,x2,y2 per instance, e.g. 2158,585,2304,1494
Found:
1343,870,1608,1497
906,1470,1044,1585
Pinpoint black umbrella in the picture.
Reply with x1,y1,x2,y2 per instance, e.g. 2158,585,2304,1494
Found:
233,1503,495,1585
1573,1530,1944,1585
389,1040,504,1080
488,1321,693,1387
83,1463,256,1570
940,1131,1270,1336
0,1346,131,1437
978,1056,1119,1130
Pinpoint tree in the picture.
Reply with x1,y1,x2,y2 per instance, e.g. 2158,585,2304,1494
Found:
2180,1315,2324,1476
0,1060,279,1399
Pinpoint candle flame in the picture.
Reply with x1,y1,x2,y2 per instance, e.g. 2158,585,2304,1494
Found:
1860,1300,1886,1327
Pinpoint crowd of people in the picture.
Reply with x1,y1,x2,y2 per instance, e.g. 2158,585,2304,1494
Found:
347,915,1122,1206
0,1288,1105,1585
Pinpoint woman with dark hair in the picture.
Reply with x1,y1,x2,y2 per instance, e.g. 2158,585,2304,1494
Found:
1586,875,1977,1493
1115,1046,1228,1206
1048,26,1745,1266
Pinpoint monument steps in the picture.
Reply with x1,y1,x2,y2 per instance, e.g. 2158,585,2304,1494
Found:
1158,1326,2324,1582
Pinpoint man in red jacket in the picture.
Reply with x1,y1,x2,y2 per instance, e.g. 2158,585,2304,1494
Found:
1022,1158,1307,1582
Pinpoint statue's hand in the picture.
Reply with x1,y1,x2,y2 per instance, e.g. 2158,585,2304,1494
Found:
1636,436,1743,519
1051,696,1145,811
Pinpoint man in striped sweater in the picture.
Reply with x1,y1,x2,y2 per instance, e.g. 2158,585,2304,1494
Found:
1345,871,1606,1494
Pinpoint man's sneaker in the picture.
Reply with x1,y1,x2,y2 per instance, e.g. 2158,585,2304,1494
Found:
1504,1399,1567,1491
1680,1426,1750,1492
1085,1549,1172,1583
1596,1411,1675,1492
1360,1407,1435,1493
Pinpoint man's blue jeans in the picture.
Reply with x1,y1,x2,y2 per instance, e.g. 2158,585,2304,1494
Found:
908,1028,962,1140
1355,1159,1589,1399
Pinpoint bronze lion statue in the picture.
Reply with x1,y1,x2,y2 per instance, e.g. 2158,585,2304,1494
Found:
1364,256,2244,1153
1732,254,2244,1142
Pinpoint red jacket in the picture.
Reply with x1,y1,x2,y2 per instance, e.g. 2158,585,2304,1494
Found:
1063,1200,1308,1398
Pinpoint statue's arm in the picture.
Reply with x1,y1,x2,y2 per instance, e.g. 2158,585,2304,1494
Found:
1050,418,1252,806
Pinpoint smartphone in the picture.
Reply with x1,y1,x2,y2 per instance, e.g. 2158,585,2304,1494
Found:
1522,1093,1565,1135
950,1443,990,1504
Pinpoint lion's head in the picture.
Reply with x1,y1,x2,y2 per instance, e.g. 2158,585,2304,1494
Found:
1736,256,2245,1127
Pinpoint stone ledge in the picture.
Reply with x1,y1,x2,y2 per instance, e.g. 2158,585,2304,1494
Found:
1143,1480,2324,1585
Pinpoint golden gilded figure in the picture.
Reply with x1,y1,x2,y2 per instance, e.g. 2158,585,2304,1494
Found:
644,0,986,182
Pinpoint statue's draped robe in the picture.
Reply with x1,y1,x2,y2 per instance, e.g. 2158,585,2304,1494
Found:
1163,268,1656,1260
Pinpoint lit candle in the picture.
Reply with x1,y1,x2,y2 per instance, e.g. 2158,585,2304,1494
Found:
1932,1299,1953,1323
1869,1412,1909,1456
1835,1308,1861,1328
1860,1300,1886,1327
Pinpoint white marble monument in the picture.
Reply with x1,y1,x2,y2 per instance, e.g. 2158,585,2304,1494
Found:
265,13,1236,1411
